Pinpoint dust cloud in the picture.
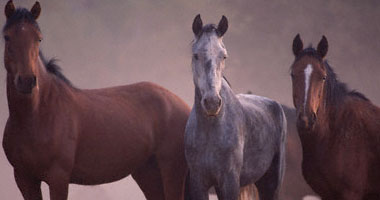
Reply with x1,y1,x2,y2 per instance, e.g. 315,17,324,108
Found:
0,0,379,199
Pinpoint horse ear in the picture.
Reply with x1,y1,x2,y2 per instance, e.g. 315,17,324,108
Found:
192,14,203,37
5,0,15,19
30,1,41,20
217,15,228,37
292,34,303,57
317,35,328,58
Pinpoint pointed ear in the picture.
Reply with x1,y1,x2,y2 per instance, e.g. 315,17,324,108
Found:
30,1,41,20
5,0,15,19
192,14,203,37
317,35,328,58
217,15,228,37
292,34,303,57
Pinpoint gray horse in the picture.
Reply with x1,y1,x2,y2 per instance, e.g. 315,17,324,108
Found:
184,15,287,200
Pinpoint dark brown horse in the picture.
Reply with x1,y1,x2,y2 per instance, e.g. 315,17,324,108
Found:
2,1,190,200
290,34,380,200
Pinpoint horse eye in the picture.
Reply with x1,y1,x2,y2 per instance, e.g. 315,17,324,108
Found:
322,76,326,81
223,56,227,60
4,35,10,42
38,38,42,42
193,54,198,60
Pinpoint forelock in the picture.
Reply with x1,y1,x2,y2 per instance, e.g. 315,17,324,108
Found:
3,8,40,33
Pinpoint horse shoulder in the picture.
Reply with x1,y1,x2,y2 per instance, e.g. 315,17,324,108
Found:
131,81,190,154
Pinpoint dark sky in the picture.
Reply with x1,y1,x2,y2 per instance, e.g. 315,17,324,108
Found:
0,0,379,199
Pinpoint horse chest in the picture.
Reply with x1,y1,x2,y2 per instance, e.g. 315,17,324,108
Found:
186,128,244,172
3,124,57,176
301,138,370,195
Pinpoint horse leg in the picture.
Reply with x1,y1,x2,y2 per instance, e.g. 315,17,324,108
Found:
131,156,165,200
188,172,209,200
14,170,42,200
255,152,284,200
215,173,240,200
46,166,71,200
156,157,188,200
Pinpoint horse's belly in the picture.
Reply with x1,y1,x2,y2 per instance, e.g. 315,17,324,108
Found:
240,151,274,185
70,130,153,185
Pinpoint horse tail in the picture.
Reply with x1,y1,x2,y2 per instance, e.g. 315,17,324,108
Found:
278,103,288,186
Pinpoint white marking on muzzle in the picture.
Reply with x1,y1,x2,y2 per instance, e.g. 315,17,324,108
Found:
304,64,313,110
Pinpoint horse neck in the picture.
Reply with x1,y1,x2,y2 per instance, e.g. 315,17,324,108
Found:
7,57,70,120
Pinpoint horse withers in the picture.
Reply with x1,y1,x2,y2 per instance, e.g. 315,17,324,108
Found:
184,15,287,200
290,34,380,199
2,1,190,200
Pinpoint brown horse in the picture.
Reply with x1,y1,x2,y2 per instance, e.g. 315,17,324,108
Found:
2,1,190,200
290,34,380,200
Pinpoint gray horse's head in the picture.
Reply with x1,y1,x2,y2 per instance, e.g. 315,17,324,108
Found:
191,14,228,116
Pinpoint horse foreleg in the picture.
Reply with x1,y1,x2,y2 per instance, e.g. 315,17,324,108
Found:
215,173,240,200
46,166,70,200
14,170,42,200
188,173,209,200
132,156,165,200
157,158,188,200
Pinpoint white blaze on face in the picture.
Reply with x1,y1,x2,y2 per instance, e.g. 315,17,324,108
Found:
304,64,313,109
192,32,226,96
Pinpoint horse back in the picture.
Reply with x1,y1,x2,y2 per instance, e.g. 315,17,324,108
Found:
236,94,287,141
76,81,190,152
69,81,190,184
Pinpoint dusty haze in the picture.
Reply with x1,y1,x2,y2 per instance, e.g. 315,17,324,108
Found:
1,0,380,199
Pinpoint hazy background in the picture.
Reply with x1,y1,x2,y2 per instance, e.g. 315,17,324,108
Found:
0,0,379,199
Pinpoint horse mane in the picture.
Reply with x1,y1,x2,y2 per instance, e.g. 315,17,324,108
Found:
39,52,73,87
223,76,232,88
3,8,40,32
295,46,323,62
324,61,369,105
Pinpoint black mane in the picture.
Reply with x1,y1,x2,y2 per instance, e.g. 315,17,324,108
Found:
294,46,370,105
223,76,232,88
295,46,323,62
324,61,369,105
3,8,40,32
39,52,73,87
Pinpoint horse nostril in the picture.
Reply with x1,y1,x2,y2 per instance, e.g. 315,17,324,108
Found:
17,76,22,84
311,112,317,123
32,76,37,86
203,98,209,108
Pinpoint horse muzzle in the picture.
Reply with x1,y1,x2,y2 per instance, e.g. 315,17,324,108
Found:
15,75,37,94
297,112,317,130
201,95,222,116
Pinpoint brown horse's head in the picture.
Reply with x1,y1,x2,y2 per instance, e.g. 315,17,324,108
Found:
290,34,328,130
3,0,42,94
